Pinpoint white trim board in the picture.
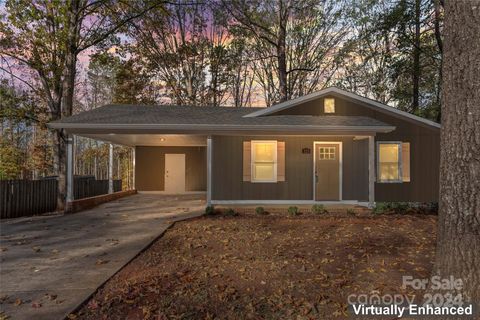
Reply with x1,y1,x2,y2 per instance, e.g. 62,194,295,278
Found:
207,136,212,205
313,141,343,201
211,200,369,207
368,136,375,206
137,191,206,195
244,87,441,129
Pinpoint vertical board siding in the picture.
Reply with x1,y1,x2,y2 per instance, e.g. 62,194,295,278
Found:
0,178,122,219
212,136,369,201
135,146,207,192
270,95,440,202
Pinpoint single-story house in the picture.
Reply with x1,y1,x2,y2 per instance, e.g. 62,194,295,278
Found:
49,87,440,207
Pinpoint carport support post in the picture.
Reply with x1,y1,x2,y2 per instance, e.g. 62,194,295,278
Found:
66,135,74,212
207,136,212,206
368,135,375,208
132,147,136,190
108,143,114,194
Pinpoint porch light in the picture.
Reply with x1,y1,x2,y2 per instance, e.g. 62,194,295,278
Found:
160,138,165,141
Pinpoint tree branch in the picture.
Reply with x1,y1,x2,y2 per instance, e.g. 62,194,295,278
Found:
0,66,38,93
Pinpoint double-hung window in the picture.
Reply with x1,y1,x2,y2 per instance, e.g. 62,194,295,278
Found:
377,142,410,183
251,141,277,182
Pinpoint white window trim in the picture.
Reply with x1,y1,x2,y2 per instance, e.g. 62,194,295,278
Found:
251,140,278,183
376,141,403,183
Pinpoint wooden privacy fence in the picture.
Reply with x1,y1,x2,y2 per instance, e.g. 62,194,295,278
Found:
73,176,122,199
0,177,122,219
0,179,57,219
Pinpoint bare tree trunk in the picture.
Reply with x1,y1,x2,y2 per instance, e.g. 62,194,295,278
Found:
55,0,79,211
433,0,480,306
277,39,288,102
55,63,76,210
54,130,67,211
434,0,444,123
433,0,443,54
412,0,421,113
277,3,288,102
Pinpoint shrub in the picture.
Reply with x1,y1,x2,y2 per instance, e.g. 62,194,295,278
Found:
372,202,389,214
391,202,409,213
311,204,327,214
346,208,356,215
205,205,216,216
373,202,413,214
255,206,266,215
288,206,299,216
225,208,238,216
426,202,439,214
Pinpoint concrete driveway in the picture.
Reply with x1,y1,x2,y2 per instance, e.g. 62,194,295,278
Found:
0,193,205,320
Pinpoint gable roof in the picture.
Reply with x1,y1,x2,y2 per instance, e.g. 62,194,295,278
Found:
49,104,395,134
244,87,441,129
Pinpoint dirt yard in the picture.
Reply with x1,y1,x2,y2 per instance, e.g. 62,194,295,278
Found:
74,213,437,320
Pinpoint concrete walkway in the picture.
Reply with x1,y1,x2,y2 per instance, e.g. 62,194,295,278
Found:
0,193,205,320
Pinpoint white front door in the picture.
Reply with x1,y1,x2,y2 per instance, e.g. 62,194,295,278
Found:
165,154,186,193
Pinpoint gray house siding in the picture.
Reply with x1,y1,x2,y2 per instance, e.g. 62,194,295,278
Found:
211,136,368,201
135,146,206,191
270,95,440,202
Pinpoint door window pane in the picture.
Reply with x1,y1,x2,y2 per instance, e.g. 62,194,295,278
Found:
319,147,335,160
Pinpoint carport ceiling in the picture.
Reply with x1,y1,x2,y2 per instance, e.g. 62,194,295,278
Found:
79,134,207,147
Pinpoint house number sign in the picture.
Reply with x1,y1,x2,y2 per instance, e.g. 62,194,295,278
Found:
302,148,311,154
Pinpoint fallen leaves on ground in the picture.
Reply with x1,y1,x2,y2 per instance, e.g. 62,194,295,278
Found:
95,259,109,265
75,214,437,320
0,311,10,320
44,293,57,301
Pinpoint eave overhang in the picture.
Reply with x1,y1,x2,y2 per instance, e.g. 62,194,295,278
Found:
47,122,396,135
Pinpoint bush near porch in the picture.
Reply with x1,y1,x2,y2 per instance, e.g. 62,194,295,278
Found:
208,202,438,216
74,214,436,319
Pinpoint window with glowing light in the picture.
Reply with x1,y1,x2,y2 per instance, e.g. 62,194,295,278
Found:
377,142,401,182
251,141,277,182
377,142,411,183
324,98,335,113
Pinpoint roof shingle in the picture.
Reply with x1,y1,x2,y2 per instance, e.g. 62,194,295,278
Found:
52,104,391,128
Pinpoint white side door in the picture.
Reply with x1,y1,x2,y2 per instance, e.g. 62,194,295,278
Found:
164,154,186,193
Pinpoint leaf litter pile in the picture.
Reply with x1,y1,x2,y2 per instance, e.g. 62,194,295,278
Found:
74,214,436,319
